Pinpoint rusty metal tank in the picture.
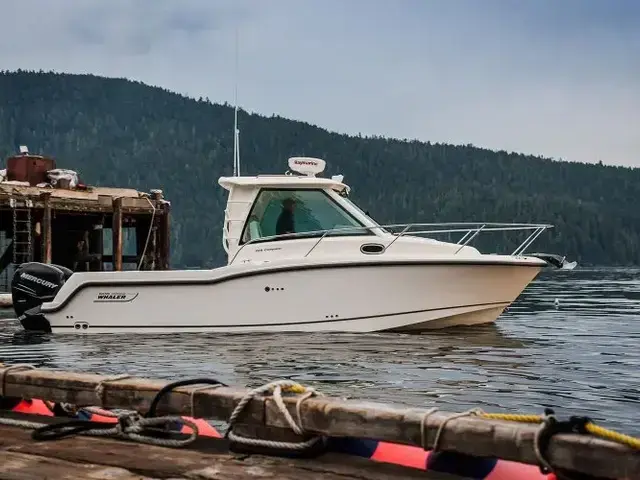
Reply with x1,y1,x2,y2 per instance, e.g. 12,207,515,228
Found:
6,154,56,186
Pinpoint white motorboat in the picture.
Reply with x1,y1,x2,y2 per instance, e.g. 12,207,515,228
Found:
10,157,554,334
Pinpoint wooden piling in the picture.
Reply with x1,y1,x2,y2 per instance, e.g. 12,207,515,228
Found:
158,202,170,270
135,217,153,270
0,364,636,480
112,197,123,271
90,222,104,271
41,192,52,264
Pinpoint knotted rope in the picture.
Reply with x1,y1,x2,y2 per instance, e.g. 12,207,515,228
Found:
225,379,326,452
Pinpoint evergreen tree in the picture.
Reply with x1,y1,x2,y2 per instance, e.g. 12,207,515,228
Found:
1,71,639,267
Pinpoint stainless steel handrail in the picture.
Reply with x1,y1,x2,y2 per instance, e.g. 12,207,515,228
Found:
228,222,553,264
454,224,486,254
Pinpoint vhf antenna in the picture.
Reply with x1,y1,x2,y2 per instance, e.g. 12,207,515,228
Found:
232,25,241,177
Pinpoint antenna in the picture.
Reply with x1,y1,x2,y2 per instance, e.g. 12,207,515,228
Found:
232,26,241,177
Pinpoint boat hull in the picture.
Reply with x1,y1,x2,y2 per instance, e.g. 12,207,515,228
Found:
23,259,542,334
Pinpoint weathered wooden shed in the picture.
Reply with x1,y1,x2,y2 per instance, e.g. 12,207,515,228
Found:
0,149,170,292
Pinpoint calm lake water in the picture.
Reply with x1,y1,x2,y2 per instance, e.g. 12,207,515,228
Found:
0,266,638,435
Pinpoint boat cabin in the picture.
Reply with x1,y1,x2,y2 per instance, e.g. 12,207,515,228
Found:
218,157,478,265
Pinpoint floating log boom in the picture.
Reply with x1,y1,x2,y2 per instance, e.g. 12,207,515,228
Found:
0,364,637,479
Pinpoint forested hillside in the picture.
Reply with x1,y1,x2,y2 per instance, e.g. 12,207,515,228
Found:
1,70,639,267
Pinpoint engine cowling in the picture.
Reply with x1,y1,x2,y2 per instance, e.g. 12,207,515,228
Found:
11,262,73,317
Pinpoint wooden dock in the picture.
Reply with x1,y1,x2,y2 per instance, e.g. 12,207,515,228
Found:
0,420,440,479
1,148,171,296
0,363,637,479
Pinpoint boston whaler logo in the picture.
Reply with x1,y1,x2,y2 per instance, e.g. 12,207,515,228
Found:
20,272,57,289
94,292,138,303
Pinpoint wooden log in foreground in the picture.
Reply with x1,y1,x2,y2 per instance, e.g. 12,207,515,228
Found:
1,364,638,480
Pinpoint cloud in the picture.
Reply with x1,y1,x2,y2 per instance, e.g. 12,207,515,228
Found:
1,0,638,166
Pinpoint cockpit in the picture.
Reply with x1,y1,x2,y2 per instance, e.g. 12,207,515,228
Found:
219,157,388,259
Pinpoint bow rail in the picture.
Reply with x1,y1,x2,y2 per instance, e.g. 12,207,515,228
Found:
228,222,553,265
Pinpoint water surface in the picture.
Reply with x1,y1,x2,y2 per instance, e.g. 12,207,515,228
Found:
1,267,638,434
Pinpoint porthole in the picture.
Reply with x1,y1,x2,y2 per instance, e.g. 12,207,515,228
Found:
360,243,385,254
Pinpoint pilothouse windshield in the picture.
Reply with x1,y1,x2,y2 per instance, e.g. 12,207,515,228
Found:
241,188,372,243
339,196,388,233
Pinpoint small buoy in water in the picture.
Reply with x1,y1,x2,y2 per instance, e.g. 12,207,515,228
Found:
554,298,560,308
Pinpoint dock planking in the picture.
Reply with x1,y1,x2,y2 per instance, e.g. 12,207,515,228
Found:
0,423,457,480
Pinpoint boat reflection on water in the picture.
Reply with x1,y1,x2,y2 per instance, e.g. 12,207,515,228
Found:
0,320,532,394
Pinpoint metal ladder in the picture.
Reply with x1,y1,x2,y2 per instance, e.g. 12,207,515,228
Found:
0,231,10,292
10,198,34,266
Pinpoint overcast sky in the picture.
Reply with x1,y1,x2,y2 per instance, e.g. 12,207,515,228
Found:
2,0,639,167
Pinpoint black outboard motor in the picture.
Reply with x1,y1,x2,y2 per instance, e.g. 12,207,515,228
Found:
11,262,73,318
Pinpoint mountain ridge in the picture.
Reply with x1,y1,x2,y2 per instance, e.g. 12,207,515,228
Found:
1,69,639,267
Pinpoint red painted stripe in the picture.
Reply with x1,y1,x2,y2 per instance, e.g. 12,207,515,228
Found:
179,417,222,438
485,459,550,480
370,441,429,470
12,399,54,417
5,399,558,478
86,412,118,423
85,411,221,437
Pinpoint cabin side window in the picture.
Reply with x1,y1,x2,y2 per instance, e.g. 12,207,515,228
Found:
240,189,370,243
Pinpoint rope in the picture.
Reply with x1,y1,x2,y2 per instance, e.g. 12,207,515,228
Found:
0,375,230,449
94,374,131,405
480,412,544,423
225,380,326,453
0,411,198,447
137,196,157,270
415,405,639,480
57,402,78,415
80,406,132,418
0,416,47,430
0,377,231,449
144,378,227,419
420,407,486,452
2,365,638,468
420,407,640,480
531,410,603,480
584,422,640,450
42,414,198,447
474,410,640,450
420,407,438,450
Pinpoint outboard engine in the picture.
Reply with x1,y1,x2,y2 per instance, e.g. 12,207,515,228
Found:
11,262,73,318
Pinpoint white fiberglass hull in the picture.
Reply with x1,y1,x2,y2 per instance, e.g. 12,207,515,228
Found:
23,257,543,334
